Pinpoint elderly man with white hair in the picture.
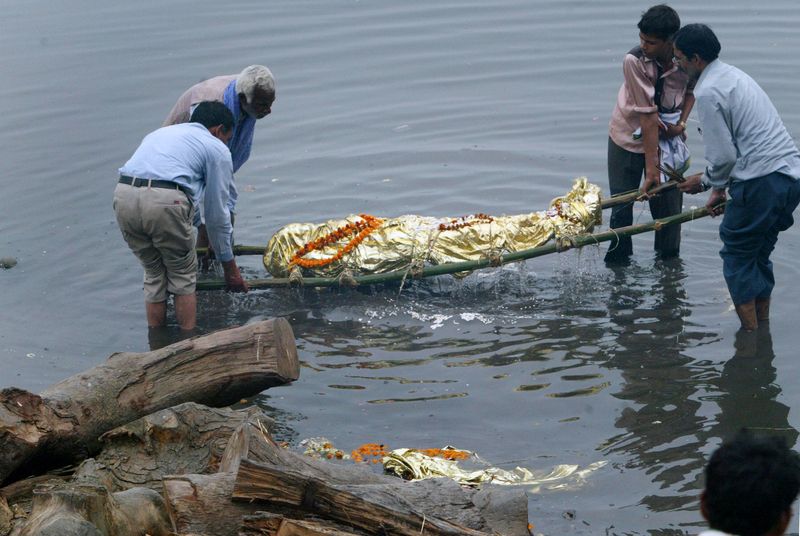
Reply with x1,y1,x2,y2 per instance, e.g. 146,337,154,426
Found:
165,65,275,173
164,65,276,259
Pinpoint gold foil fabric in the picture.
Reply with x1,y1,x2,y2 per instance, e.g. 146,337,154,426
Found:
383,447,607,491
264,177,602,278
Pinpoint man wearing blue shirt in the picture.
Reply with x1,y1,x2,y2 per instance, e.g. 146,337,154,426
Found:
114,101,248,333
674,24,800,331
163,65,276,262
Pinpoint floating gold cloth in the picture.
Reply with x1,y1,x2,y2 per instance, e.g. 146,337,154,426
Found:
383,447,607,491
264,177,602,278
299,438,606,491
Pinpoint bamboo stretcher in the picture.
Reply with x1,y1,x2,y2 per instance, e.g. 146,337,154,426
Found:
196,180,722,291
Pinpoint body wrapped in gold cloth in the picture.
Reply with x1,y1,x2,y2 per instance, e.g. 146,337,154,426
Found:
263,178,602,278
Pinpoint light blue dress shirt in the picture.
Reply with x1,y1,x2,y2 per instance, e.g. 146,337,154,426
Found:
695,59,800,190
119,123,236,262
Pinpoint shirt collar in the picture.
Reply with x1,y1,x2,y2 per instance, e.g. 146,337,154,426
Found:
696,58,722,91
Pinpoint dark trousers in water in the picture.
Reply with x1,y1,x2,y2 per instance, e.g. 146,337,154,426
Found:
605,137,682,262
720,172,800,305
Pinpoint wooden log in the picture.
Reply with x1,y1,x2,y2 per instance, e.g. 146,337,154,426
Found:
0,319,299,485
218,418,386,486
162,473,255,536
232,459,490,536
240,512,363,536
73,404,271,493
1,496,13,536
164,415,527,536
225,419,528,536
10,480,171,536
161,409,383,536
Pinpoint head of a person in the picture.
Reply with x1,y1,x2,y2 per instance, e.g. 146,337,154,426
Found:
190,100,235,144
672,23,721,80
236,65,276,119
637,4,680,60
702,431,800,536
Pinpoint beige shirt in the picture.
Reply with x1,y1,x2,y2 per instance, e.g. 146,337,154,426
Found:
163,75,237,126
609,47,693,153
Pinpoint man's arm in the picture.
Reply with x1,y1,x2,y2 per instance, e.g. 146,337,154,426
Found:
203,148,248,292
621,55,661,195
696,93,737,189
640,111,661,195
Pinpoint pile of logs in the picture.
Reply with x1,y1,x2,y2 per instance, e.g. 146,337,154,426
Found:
0,318,530,536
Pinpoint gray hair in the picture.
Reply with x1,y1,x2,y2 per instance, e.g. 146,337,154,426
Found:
235,65,275,100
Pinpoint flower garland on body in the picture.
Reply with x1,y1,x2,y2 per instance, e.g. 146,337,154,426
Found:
289,214,384,269
438,213,494,232
549,199,583,226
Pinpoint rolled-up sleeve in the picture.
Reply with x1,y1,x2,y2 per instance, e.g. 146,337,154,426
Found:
623,55,658,114
203,150,236,262
697,93,737,189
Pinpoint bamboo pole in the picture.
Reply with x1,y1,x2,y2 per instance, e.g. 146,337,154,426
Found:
196,202,723,291
599,179,680,209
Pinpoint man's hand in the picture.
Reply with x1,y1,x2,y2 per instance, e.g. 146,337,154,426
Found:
222,259,249,293
706,188,727,217
640,170,660,198
678,173,704,194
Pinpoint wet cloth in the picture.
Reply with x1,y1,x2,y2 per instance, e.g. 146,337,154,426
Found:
264,178,602,278
719,172,800,305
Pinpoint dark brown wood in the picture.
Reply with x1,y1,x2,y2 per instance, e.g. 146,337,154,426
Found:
232,459,490,536
11,480,171,536
240,512,363,536
0,319,299,485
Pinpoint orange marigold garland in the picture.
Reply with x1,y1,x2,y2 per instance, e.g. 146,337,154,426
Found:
438,213,494,232
548,199,583,225
289,214,383,269
350,443,470,464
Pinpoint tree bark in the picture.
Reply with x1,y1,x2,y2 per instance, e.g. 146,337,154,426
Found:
232,459,490,536
0,319,299,485
162,473,254,536
73,404,271,493
240,512,363,536
9,480,171,536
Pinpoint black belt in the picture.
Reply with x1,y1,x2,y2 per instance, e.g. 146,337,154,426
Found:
119,175,190,196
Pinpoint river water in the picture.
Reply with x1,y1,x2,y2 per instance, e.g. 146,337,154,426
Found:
2,1,800,534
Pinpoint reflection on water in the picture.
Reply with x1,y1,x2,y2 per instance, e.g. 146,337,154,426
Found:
246,256,798,534
601,259,712,516
709,323,797,450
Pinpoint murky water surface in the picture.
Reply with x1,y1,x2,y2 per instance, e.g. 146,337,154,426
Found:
2,2,800,534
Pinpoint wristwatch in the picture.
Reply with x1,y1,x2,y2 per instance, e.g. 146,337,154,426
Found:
678,119,687,131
